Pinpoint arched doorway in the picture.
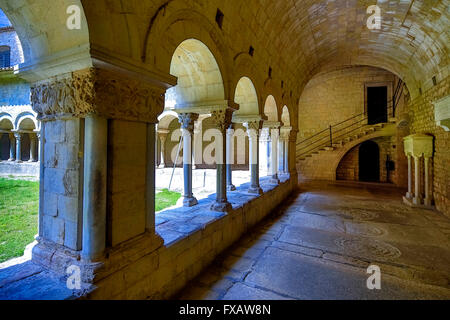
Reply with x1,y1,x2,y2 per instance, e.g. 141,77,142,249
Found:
359,140,380,182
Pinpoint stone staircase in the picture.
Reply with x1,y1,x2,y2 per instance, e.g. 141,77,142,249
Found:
296,116,397,181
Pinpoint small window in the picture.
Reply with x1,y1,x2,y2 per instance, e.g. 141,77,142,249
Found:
248,46,254,57
215,9,224,29
0,46,11,68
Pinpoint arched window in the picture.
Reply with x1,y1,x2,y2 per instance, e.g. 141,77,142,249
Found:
0,46,11,68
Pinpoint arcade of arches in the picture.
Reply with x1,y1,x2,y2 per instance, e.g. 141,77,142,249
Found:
0,0,449,300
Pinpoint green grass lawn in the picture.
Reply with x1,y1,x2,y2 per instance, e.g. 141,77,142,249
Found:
155,189,181,212
0,179,181,263
0,178,39,263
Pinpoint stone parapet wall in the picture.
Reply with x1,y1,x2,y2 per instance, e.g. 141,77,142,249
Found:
0,161,39,177
85,177,297,300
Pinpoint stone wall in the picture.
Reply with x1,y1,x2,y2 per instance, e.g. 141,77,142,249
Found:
336,137,400,184
0,28,24,66
0,77,30,106
407,76,450,217
39,119,82,250
107,120,148,247
85,177,297,300
298,66,397,140
336,145,359,181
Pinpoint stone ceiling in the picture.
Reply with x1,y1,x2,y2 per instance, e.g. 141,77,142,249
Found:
223,0,449,97
0,0,448,102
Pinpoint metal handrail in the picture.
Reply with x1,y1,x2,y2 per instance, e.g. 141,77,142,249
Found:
297,105,394,159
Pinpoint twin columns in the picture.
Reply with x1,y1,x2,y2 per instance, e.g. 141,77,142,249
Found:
174,112,291,211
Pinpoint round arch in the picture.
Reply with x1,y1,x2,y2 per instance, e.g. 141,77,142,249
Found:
166,39,225,109
0,114,14,130
143,8,232,101
0,0,90,67
281,106,290,127
15,112,38,131
233,77,259,116
264,95,278,122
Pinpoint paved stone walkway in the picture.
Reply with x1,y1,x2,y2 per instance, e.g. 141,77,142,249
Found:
177,181,450,300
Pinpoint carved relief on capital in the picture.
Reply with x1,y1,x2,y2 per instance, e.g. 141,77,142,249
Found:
244,121,262,132
178,113,199,132
211,109,233,132
31,68,166,123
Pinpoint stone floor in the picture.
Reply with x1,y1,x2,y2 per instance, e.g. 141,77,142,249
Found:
177,180,450,300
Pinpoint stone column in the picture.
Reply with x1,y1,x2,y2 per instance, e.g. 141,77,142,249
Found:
14,132,22,162
36,132,41,162
29,134,37,162
245,121,263,195
424,157,432,206
179,113,199,207
413,156,422,205
8,133,15,161
157,130,168,169
259,128,270,176
269,127,280,185
406,155,412,199
193,120,203,170
278,138,285,174
82,114,108,261
284,138,289,174
210,109,232,212
226,126,236,191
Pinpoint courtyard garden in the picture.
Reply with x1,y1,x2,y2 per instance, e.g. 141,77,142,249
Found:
0,177,180,264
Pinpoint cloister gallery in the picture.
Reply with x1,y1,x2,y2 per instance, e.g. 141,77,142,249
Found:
0,0,449,300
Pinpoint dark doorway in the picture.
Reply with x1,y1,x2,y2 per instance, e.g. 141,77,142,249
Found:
367,86,388,125
359,140,380,182
0,133,10,160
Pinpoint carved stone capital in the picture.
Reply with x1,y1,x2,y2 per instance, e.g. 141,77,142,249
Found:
244,120,262,132
211,109,233,132
178,113,199,132
31,68,166,123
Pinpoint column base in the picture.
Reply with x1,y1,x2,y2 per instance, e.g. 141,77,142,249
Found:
8,158,15,162
413,196,423,205
403,196,434,210
227,184,236,191
210,200,232,212
424,197,433,206
248,186,263,195
405,192,413,199
182,196,198,207
158,164,165,169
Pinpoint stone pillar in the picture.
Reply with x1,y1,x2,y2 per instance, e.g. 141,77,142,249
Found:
269,127,280,184
8,133,15,161
245,121,263,195
36,132,41,162
226,126,236,191
284,138,289,174
210,109,233,212
29,134,37,162
280,127,291,175
193,119,203,170
278,138,285,174
82,114,108,261
179,113,199,207
259,128,270,176
14,132,22,162
424,157,432,206
157,130,168,169
413,156,422,205
406,155,412,199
